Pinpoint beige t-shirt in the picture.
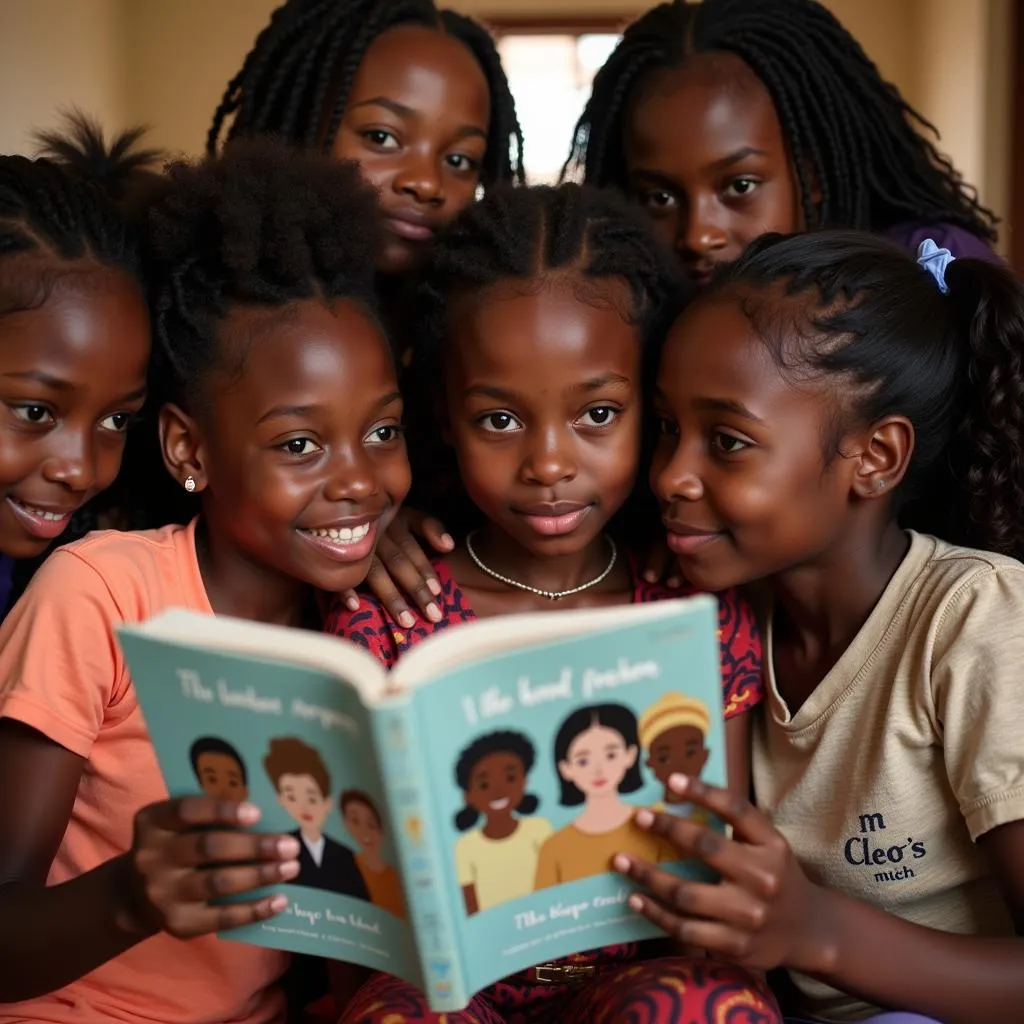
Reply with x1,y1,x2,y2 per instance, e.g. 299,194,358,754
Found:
455,817,553,911
752,532,1024,1022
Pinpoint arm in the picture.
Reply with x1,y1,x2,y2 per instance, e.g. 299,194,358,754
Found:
724,714,751,800
462,884,479,915
0,721,298,1002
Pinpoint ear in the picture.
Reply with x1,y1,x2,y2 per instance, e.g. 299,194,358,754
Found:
624,744,638,770
799,160,824,224
159,402,209,493
557,759,573,783
849,416,915,500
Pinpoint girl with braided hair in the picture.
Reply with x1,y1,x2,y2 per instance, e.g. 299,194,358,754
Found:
565,0,998,287
209,0,524,281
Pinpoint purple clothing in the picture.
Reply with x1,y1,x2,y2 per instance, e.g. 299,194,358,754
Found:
883,220,1000,263
0,555,12,620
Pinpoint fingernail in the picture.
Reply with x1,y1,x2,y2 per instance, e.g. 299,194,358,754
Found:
441,533,455,549
613,854,631,872
628,894,644,911
427,577,442,596
237,803,260,824
668,774,690,794
635,809,655,829
426,603,442,623
667,577,681,588
280,860,300,879
269,894,289,912
278,836,300,858
398,611,415,628
346,595,360,611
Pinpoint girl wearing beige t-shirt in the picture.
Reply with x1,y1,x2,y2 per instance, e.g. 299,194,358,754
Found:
614,232,1024,1024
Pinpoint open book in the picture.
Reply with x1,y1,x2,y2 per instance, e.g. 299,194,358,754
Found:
118,596,726,1012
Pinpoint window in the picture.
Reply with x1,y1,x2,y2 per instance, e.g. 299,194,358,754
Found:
496,28,621,185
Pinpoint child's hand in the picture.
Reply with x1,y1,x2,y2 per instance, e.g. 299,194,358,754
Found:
614,775,834,975
338,508,453,627
640,536,683,588
125,797,300,939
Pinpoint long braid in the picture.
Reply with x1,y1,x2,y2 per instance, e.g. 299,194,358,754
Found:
207,0,524,185
567,0,996,240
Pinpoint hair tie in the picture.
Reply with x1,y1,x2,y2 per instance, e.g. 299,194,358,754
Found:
917,238,955,294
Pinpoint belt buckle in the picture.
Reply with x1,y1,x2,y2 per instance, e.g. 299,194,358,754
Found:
531,963,596,985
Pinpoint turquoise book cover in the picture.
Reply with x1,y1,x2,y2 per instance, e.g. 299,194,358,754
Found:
118,596,728,1011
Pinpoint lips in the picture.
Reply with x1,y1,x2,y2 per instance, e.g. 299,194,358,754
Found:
663,519,724,555
384,210,439,243
513,500,594,538
297,515,381,564
5,495,77,541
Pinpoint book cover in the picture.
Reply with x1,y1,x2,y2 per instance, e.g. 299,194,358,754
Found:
118,595,726,1010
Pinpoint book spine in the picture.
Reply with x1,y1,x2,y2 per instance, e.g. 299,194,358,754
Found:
371,702,467,1011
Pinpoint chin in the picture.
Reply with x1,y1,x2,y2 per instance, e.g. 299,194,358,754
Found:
2,531,56,561
377,242,425,278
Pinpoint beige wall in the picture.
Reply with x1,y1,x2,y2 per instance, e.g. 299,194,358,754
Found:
0,0,1013,241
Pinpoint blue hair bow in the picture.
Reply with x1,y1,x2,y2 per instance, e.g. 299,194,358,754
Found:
917,238,955,294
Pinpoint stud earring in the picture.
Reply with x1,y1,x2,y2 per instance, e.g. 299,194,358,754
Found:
877,480,887,491
184,475,196,493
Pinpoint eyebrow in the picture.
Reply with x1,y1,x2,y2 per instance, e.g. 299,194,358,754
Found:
257,390,402,426
465,375,631,403
2,371,147,404
349,96,487,141
694,397,765,423
631,146,769,185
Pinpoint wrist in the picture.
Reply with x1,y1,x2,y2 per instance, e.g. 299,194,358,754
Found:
792,882,844,977
109,854,158,940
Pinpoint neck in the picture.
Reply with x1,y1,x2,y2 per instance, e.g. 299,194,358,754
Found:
360,849,384,870
771,519,910,653
470,524,613,597
196,519,316,628
302,826,322,844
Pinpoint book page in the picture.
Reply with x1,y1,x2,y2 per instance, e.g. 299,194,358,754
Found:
406,597,726,996
117,629,421,987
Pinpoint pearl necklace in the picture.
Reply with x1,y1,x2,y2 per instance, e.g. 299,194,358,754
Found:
465,531,618,601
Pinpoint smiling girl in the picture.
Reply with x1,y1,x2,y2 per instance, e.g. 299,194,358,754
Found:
0,140,410,1023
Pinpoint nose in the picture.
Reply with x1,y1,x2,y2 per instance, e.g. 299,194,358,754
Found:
322,447,380,504
520,425,577,487
680,194,728,258
393,150,444,206
40,432,98,494
652,435,704,504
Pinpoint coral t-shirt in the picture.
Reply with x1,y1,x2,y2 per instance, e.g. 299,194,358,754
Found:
0,521,287,1024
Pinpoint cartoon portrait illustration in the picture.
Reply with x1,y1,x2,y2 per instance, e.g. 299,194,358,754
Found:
262,737,369,901
341,789,405,920
639,692,712,824
534,703,668,890
189,736,248,801
451,731,552,915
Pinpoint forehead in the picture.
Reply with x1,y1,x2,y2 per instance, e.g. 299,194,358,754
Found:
215,299,393,407
626,52,787,167
198,751,240,771
449,278,641,378
349,24,490,126
473,751,520,772
0,266,149,376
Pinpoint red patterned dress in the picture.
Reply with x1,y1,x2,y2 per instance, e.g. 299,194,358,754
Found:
325,557,780,1024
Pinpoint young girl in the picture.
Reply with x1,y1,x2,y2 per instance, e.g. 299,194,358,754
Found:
0,132,151,615
328,182,779,1023
565,0,999,287
0,140,411,1023
452,729,551,914
614,231,1024,1023
209,0,523,281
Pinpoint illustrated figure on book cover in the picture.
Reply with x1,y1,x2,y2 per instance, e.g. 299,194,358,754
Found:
341,789,406,919
452,730,552,915
263,737,370,901
534,703,670,889
639,692,713,824
189,736,249,801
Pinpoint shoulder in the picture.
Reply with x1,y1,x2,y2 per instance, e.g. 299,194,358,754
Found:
521,816,554,839
882,220,1000,263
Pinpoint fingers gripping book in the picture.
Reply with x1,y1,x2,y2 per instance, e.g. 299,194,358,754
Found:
118,596,729,1012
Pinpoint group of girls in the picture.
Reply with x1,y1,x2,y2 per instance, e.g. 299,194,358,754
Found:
0,2,1021,1024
